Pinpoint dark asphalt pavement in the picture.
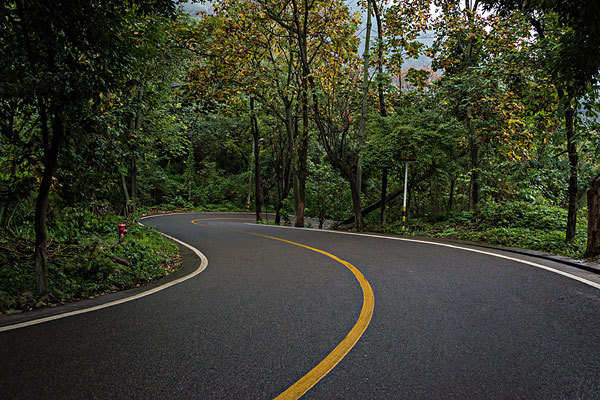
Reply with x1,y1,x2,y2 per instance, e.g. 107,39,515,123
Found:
1,212,599,399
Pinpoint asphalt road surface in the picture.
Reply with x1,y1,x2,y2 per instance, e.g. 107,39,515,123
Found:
1,212,600,399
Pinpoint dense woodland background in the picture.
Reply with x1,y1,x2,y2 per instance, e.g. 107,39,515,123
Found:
1,0,599,309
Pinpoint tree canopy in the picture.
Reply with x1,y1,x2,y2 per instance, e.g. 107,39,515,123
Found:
1,0,599,304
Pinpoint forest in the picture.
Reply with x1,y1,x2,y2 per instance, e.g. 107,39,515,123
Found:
1,0,599,312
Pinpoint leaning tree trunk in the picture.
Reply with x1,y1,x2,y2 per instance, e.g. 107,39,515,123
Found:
584,174,600,258
34,112,64,294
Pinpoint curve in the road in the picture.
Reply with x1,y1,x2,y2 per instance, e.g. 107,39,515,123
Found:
2,213,599,399
0,217,208,333
253,224,600,291
190,219,375,400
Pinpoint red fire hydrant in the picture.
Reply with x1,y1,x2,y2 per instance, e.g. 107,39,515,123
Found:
118,222,127,243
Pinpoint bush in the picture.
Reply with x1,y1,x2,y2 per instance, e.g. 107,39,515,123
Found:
382,200,587,259
0,209,179,313
478,201,567,230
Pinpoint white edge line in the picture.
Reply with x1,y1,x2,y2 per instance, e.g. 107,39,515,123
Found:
246,223,600,291
0,220,208,333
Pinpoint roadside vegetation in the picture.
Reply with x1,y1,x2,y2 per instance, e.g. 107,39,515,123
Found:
373,202,588,259
1,1,599,313
0,207,179,314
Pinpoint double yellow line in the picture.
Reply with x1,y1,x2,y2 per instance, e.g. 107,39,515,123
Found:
191,218,375,400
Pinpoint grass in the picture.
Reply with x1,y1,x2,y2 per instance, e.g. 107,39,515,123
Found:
368,202,588,260
0,211,180,315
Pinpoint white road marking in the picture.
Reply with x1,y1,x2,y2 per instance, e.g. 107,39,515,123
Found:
0,220,208,333
247,224,600,291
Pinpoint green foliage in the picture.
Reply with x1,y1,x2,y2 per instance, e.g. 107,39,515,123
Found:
0,210,178,313
478,201,567,230
383,200,587,258
306,157,352,225
365,102,463,174
1,0,598,314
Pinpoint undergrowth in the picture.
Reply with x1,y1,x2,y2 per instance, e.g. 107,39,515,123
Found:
371,201,588,259
0,209,179,314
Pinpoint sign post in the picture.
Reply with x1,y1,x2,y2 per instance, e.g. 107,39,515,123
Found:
399,156,415,230
403,160,409,229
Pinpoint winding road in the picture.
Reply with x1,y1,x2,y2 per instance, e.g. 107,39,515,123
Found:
1,212,600,399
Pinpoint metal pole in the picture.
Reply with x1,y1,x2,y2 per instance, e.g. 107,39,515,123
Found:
403,161,408,229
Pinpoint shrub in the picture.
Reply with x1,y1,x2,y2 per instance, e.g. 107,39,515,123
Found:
0,210,179,313
478,201,567,230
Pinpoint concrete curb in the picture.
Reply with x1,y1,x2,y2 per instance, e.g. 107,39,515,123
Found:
0,218,205,329
362,232,600,275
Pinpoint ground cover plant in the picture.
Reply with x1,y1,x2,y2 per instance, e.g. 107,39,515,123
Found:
375,201,588,259
0,208,179,314
1,0,598,313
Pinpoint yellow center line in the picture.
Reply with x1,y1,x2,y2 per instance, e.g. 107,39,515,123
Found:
190,218,375,400
192,217,254,221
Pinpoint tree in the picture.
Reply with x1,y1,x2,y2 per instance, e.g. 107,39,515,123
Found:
586,174,600,258
1,0,176,293
370,0,389,227
307,156,350,228
364,100,464,218
256,0,363,227
483,0,600,247
370,0,434,225
188,1,313,222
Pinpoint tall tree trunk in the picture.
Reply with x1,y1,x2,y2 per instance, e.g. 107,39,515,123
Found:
585,174,600,258
371,0,388,227
287,0,313,228
275,102,295,225
250,97,262,222
34,112,64,294
290,0,362,229
564,105,578,243
357,0,372,199
295,69,309,227
467,111,479,211
529,18,579,243
17,0,61,293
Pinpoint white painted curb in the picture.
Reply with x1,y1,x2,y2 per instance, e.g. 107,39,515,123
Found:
248,224,600,291
0,216,208,333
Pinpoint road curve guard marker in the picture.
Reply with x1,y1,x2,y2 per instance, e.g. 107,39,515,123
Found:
0,218,208,333
190,219,375,400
